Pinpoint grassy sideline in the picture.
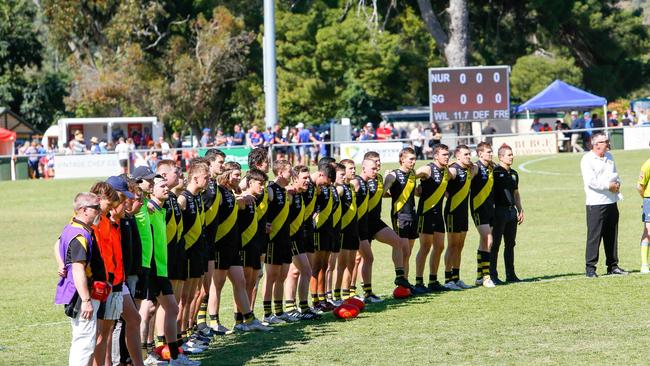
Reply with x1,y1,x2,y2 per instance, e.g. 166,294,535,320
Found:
1,149,650,365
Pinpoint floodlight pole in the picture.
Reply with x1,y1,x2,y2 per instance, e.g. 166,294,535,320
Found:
263,0,277,129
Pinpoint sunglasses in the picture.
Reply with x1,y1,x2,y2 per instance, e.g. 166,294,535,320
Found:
84,204,101,211
595,140,610,145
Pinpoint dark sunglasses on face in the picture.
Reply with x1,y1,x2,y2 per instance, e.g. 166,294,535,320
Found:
84,204,101,211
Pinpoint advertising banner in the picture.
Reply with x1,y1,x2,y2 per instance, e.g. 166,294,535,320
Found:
198,146,252,170
492,134,558,156
54,154,121,179
623,126,650,150
339,142,404,164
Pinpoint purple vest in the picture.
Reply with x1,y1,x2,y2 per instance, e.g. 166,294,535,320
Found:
54,222,93,305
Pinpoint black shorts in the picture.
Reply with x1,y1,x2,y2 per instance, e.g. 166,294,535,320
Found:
216,233,243,270
357,215,369,242
186,243,205,279
147,275,174,301
471,204,495,227
168,241,188,281
207,240,216,261
368,217,389,239
314,229,332,252
265,232,292,265
392,216,419,240
303,226,315,253
330,229,341,253
340,229,360,250
134,267,150,300
241,243,261,270
445,209,469,233
289,235,306,257
418,210,445,234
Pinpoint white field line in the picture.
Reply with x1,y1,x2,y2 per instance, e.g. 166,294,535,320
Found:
517,156,564,176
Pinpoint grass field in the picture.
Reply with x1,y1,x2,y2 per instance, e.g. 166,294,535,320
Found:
1,149,650,365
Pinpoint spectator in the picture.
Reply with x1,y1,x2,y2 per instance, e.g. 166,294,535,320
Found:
376,121,392,140
310,128,321,164
570,111,584,153
583,112,594,149
215,129,227,147
286,127,297,165
621,110,633,126
200,128,213,147
248,125,264,148
410,124,425,159
530,118,543,133
90,137,101,154
18,141,29,155
638,108,648,124
115,137,130,174
232,124,245,146
73,131,87,154
26,140,40,179
359,123,374,141
540,123,552,132
98,140,108,154
272,124,288,160
262,126,274,148
592,113,604,130
297,122,318,165
608,111,619,127
481,122,497,145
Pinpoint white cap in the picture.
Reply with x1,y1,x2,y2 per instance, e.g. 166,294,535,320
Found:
296,122,304,129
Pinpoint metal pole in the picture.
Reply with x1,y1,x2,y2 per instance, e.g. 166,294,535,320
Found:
263,0,277,129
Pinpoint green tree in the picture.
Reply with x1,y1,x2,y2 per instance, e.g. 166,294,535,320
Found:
510,54,583,103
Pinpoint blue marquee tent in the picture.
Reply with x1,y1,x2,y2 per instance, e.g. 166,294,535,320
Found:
516,80,607,113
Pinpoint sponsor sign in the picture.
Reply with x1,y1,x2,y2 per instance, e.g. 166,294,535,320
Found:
492,134,558,156
54,154,121,179
198,146,252,170
623,126,650,150
339,142,404,164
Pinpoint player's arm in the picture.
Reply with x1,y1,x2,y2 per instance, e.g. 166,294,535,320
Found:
177,194,187,210
580,156,611,191
336,185,344,197
383,172,396,197
415,165,431,180
54,239,65,277
239,176,248,191
350,177,360,192
448,166,458,180
637,167,649,197
514,189,524,224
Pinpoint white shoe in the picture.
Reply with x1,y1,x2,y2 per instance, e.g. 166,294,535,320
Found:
455,280,472,289
183,341,207,352
642,265,650,274
245,318,274,331
328,299,343,307
143,354,161,366
482,276,496,288
277,312,300,323
263,315,286,325
443,281,462,290
169,354,201,366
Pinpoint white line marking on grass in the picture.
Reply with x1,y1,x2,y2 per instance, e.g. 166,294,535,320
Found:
518,156,563,175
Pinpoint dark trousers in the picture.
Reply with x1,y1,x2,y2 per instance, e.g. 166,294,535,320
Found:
585,203,619,272
490,206,518,279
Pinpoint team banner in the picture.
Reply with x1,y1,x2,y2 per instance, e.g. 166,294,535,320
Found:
339,142,404,164
492,134,558,156
54,154,121,179
198,146,252,169
623,126,650,150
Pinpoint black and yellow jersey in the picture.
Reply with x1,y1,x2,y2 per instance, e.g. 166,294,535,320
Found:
417,163,449,216
470,160,494,212
355,176,368,221
180,190,205,250
238,201,257,248
444,162,471,214
215,186,239,243
389,169,417,220
255,186,269,242
314,184,333,231
268,182,290,241
202,179,220,245
367,174,384,221
302,180,317,228
164,192,184,247
331,186,341,232
288,192,305,238
339,183,357,231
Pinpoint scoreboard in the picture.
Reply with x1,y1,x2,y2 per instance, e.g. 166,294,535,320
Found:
428,66,510,123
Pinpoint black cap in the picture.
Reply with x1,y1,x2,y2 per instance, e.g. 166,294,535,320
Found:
132,166,161,180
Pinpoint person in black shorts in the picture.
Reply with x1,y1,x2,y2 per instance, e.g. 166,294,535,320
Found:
357,152,410,302
469,142,496,288
262,160,297,324
383,147,420,294
443,145,473,291
309,162,336,311
239,169,267,301
283,165,320,320
414,144,450,292
325,164,342,306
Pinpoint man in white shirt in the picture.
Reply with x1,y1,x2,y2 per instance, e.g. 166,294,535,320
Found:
409,124,424,159
115,137,130,174
580,132,627,278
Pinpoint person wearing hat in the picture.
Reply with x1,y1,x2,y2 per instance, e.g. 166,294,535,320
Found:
570,111,585,153
200,128,213,147
608,111,619,127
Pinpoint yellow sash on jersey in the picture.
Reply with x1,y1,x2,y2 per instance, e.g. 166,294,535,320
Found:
270,193,290,240
166,212,177,246
290,196,304,237
356,191,368,219
332,187,342,228
303,191,317,223
315,188,333,229
341,185,357,229
422,168,449,213
241,206,258,247
204,187,220,242
393,172,416,213
216,202,238,242
184,201,201,250
368,174,384,211
256,189,268,221
450,168,471,212
472,166,494,209
176,214,183,243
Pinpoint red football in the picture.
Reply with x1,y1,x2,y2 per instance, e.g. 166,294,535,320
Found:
343,297,365,311
334,303,360,319
393,286,411,299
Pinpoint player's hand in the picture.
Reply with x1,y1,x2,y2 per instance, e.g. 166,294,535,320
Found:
147,201,155,213
415,186,422,196
57,265,67,278
80,300,94,320
517,210,525,225
608,181,620,193
287,187,296,195
265,223,272,234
